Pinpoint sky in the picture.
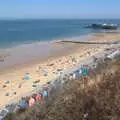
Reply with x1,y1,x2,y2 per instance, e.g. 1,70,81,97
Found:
0,0,120,19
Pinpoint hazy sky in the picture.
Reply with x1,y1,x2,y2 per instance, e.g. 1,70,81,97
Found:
0,0,120,19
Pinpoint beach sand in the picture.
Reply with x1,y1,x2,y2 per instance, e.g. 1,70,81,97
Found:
0,32,120,108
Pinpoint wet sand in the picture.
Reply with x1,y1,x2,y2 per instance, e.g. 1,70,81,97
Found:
0,32,120,108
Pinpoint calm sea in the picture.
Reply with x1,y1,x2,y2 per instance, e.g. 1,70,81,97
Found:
0,19,120,48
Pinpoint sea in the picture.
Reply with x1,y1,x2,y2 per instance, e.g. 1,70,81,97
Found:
0,19,120,49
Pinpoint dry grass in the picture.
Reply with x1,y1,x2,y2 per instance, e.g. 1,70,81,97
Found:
6,60,120,120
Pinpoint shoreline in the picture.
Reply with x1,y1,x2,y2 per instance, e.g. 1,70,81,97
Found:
0,43,81,74
0,34,92,50
0,31,120,71
0,34,93,70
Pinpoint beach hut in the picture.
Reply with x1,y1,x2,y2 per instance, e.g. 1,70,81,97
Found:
72,73,76,80
107,50,120,60
29,97,35,107
43,90,48,101
82,68,89,75
35,94,42,101
43,90,48,97
0,108,9,120
18,99,29,109
80,64,89,75
74,70,80,80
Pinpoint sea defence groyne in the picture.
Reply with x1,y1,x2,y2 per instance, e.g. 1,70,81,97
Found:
56,40,120,45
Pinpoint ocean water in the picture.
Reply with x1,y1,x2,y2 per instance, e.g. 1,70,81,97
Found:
0,19,120,48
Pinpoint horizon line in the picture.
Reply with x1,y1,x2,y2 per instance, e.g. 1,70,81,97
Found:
0,18,120,20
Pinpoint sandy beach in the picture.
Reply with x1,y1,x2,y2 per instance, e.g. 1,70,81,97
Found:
0,32,120,108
